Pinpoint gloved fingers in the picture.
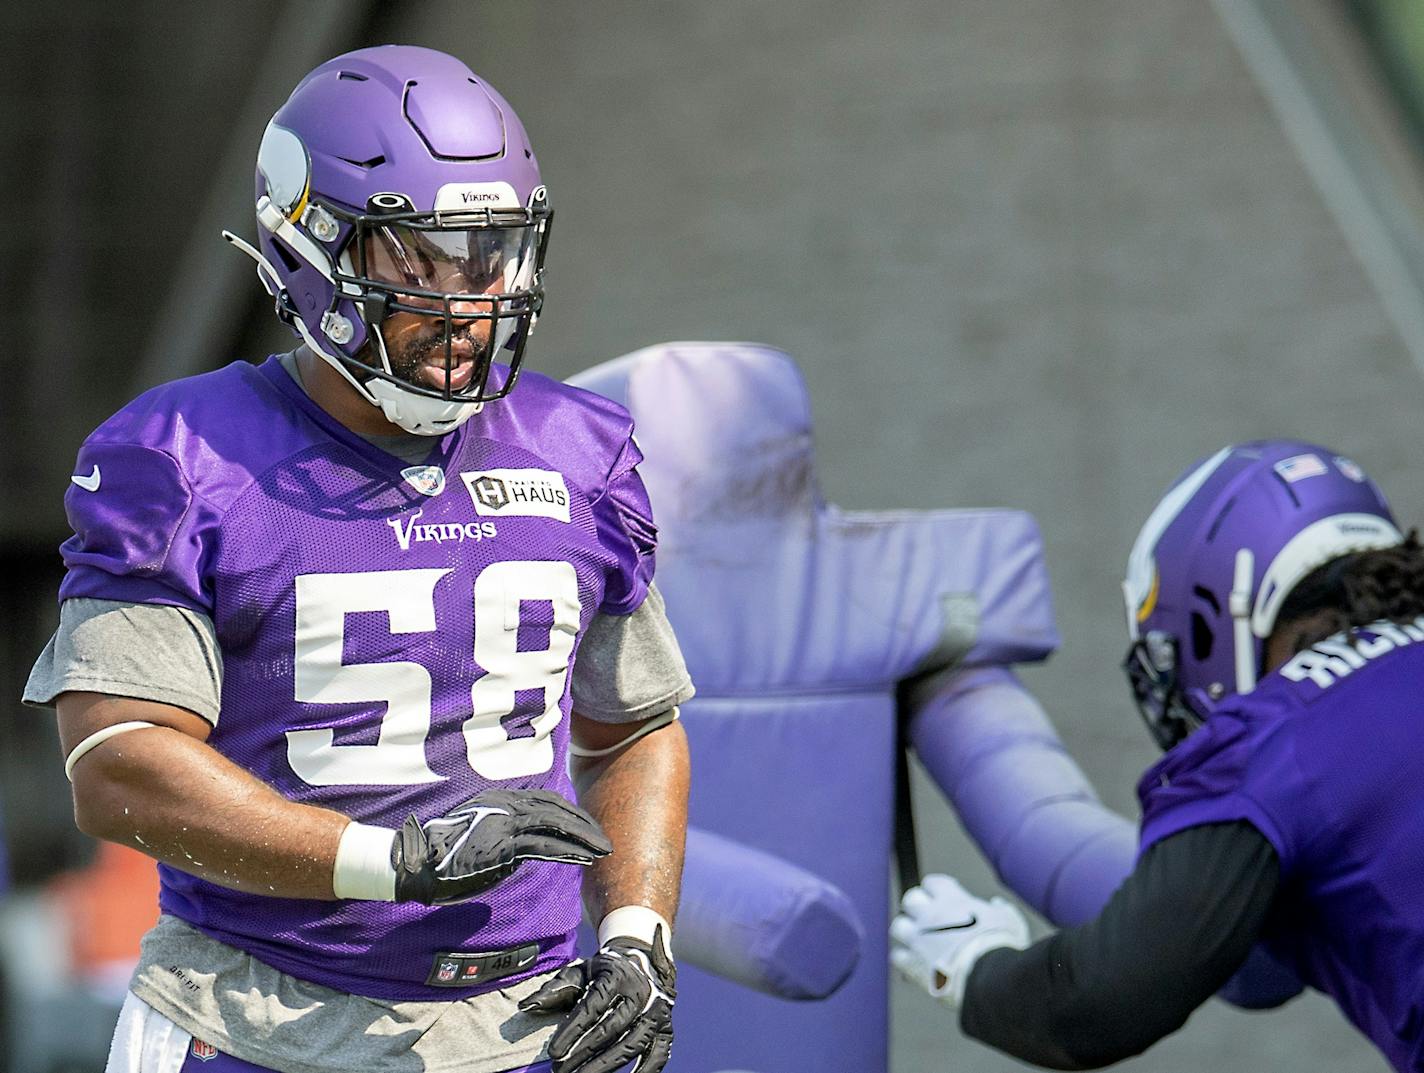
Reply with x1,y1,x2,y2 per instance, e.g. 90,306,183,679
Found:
560,998,643,1070
442,791,612,856
518,963,589,1014
900,885,935,917
548,971,625,1059
514,819,613,858
890,914,922,946
630,1028,673,1073
508,832,611,866
922,873,973,902
570,1018,657,1073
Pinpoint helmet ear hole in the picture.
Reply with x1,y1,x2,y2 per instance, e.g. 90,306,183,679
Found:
272,239,302,275
1190,610,1215,662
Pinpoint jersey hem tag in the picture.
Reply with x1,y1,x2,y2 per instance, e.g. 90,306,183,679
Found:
425,942,541,986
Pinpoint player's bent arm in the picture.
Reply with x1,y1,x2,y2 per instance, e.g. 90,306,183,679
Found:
961,822,1280,1069
57,691,349,900
517,711,686,1072
570,710,690,934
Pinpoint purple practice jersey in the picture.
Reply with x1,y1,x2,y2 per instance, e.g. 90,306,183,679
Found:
1139,618,1424,1072
58,356,656,1000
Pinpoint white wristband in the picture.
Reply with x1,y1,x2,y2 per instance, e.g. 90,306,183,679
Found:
598,905,673,958
332,822,398,902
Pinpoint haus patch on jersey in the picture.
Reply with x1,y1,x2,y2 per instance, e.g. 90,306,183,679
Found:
461,468,570,522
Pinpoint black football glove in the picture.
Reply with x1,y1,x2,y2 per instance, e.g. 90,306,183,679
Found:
392,788,612,906
518,926,676,1073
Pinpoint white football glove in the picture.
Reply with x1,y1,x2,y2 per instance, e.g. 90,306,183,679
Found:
891,874,1030,1007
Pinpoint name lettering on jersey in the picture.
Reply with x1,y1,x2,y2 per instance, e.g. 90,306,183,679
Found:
387,509,498,551
1280,615,1424,689
461,469,570,523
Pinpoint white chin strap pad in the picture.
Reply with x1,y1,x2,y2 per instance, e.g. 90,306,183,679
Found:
291,327,483,437
365,377,483,436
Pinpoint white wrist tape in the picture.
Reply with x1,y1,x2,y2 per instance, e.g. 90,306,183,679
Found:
598,905,673,958
332,822,398,902
64,721,159,782
569,707,680,758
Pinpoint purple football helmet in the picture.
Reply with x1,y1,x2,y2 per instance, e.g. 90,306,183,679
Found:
1122,440,1402,749
223,45,552,434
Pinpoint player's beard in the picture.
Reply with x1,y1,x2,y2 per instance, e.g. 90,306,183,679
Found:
386,323,485,394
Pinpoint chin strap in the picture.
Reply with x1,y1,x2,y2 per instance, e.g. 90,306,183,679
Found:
222,230,296,322
366,377,483,436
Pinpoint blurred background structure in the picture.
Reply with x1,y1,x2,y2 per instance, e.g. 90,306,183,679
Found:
7,1,1424,1069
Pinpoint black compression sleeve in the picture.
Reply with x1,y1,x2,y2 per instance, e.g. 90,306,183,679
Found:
960,821,1279,1070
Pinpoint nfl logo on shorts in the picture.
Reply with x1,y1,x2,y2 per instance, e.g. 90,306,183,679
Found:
437,959,459,983
190,1038,218,1062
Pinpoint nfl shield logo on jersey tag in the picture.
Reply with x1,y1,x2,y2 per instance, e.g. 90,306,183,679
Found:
401,465,447,497
437,959,459,982
189,1039,219,1062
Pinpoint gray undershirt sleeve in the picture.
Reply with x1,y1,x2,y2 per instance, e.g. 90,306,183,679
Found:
570,582,695,723
23,598,224,725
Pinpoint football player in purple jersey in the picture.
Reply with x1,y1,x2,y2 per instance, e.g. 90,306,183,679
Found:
891,440,1424,1071
24,46,690,1073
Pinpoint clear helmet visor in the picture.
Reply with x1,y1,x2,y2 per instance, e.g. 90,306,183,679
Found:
353,220,544,399
366,222,540,296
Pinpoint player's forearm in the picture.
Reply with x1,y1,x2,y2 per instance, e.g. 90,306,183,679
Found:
962,822,1280,1068
572,720,689,926
71,724,348,900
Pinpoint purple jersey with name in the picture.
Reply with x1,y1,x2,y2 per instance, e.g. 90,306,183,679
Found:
58,356,656,1000
1139,617,1424,1072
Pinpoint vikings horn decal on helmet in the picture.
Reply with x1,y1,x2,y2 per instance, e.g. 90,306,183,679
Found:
223,45,553,435
1121,440,1402,749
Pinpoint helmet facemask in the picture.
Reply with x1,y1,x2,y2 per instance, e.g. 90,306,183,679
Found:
1123,629,1203,751
329,191,552,410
